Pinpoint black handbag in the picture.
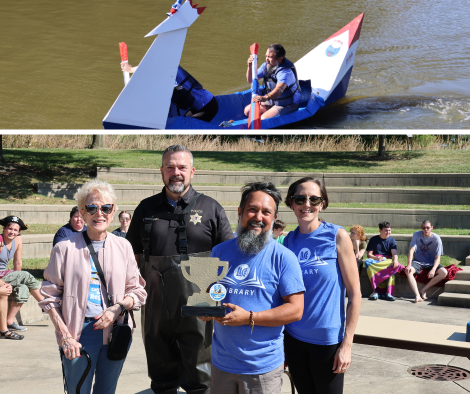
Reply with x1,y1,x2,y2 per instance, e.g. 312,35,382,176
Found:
83,232,132,361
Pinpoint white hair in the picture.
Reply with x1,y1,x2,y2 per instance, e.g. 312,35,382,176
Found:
74,179,118,211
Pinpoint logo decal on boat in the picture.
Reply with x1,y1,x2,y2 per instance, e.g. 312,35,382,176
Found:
325,40,343,57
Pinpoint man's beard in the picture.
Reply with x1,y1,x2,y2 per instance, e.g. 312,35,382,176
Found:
166,176,186,194
266,63,278,74
236,219,272,255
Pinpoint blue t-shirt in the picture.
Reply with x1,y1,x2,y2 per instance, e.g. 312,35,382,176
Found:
284,222,346,345
210,238,305,375
410,231,443,266
53,223,87,247
366,235,397,257
176,66,213,111
257,62,301,104
85,240,105,318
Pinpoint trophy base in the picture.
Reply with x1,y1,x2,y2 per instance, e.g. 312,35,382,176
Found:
182,305,227,317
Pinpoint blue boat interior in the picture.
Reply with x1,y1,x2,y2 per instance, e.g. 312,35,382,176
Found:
103,66,353,129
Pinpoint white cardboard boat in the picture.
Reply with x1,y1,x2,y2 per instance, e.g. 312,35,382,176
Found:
103,2,364,130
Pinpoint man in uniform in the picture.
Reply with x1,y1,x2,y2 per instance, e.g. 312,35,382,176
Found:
126,145,234,394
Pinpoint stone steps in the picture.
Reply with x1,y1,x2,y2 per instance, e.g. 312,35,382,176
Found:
438,267,470,308
438,293,470,308
38,183,470,205
96,168,470,187
4,204,470,230
443,280,470,294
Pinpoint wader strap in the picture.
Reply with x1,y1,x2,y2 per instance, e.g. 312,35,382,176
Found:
142,193,202,262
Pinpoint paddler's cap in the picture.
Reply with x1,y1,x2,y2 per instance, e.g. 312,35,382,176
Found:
0,216,28,231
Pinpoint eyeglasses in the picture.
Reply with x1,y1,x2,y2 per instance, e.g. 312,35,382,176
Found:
85,204,114,215
292,195,323,206
119,218,131,222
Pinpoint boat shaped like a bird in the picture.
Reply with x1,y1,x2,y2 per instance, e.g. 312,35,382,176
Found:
103,3,364,130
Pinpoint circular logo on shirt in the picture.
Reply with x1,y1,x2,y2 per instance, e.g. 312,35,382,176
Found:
298,248,311,263
210,284,227,302
233,264,250,280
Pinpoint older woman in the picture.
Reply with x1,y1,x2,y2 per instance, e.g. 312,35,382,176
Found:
40,180,146,394
283,177,361,394
112,211,131,238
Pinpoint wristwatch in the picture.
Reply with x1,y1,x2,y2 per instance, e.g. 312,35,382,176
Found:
117,302,127,316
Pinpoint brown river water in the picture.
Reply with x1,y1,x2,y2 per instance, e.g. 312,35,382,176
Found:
1,0,469,129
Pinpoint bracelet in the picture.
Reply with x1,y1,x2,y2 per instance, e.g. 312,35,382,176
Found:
249,311,255,334
61,336,73,347
117,302,127,316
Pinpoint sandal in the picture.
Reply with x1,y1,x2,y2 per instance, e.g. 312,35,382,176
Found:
0,330,24,340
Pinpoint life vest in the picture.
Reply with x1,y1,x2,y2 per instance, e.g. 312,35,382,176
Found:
171,67,204,114
263,58,300,106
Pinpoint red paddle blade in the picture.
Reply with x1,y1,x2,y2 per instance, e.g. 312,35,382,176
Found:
119,42,128,62
250,43,259,55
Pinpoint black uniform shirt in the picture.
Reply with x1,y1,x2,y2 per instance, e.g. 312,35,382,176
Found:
126,185,234,257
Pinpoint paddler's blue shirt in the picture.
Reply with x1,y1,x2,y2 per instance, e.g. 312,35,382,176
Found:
258,62,301,105
176,66,213,111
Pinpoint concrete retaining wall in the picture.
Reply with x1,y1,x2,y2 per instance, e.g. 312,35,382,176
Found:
9,295,49,325
359,270,444,299
97,168,470,187
38,183,470,205
6,204,470,229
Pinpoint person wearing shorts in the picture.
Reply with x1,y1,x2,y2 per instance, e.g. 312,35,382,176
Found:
404,220,446,303
245,43,301,120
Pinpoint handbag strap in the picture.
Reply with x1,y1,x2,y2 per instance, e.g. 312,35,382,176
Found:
83,232,112,304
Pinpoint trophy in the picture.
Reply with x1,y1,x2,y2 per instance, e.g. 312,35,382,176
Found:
181,256,229,317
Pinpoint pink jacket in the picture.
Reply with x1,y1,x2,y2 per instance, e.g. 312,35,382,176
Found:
39,231,147,346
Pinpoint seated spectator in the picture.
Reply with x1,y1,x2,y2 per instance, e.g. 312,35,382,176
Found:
350,225,367,275
52,206,86,247
272,219,286,244
112,211,131,238
0,278,23,339
404,220,446,303
0,216,44,332
365,221,403,301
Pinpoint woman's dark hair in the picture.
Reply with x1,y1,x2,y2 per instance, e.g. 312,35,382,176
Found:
69,206,79,221
240,181,282,215
119,211,132,220
284,177,329,210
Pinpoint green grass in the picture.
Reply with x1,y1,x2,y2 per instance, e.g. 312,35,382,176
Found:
397,254,460,267
1,148,469,202
22,223,63,235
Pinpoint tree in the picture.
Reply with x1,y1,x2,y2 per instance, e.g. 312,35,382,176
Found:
91,135,105,149
378,135,386,158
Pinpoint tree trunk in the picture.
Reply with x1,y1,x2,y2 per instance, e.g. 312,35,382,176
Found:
91,135,105,149
0,135,5,163
378,135,386,158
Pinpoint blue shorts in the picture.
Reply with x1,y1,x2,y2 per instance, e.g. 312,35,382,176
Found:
411,261,444,275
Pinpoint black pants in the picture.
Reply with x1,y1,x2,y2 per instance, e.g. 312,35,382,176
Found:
142,254,211,394
284,331,344,394
185,96,219,122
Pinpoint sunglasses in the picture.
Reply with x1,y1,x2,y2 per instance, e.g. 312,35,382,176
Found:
85,204,114,215
119,218,131,222
293,195,323,206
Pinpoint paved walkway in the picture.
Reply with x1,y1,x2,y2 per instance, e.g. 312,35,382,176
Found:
2,298,470,393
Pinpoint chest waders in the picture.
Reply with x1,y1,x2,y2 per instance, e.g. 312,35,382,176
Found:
140,193,212,394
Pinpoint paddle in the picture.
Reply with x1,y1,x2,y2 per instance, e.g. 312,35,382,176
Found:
248,43,261,129
119,42,130,86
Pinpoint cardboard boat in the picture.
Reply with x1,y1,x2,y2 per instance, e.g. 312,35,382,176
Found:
103,1,364,130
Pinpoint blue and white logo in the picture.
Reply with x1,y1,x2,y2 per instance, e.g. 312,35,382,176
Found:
210,284,227,302
233,264,250,280
298,248,328,267
325,40,343,57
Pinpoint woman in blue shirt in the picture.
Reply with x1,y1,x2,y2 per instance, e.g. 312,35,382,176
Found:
283,177,361,394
